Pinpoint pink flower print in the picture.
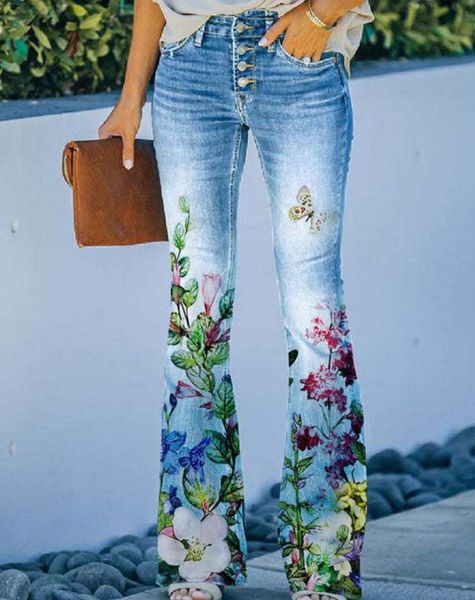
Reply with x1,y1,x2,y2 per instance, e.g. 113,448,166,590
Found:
202,273,222,317
295,425,322,451
333,346,357,386
172,262,181,285
291,549,300,564
175,380,204,399
300,365,337,402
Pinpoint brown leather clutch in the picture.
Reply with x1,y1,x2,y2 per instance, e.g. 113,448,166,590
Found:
62,137,168,247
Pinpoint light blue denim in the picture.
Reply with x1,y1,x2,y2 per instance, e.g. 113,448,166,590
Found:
152,9,367,599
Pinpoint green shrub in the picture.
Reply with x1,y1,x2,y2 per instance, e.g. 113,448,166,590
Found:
358,0,475,60
0,0,474,100
0,0,133,99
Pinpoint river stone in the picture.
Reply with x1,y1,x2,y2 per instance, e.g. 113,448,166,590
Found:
66,555,100,572
446,426,475,449
109,545,142,567
30,584,71,600
269,483,280,499
123,588,151,596
405,492,442,509
450,454,475,488
52,592,81,600
143,547,157,562
68,585,89,594
24,574,44,584
94,585,122,600
134,538,156,553
245,515,274,540
145,525,157,537
0,570,30,600
0,565,41,574
109,538,138,548
99,555,135,580
30,576,70,590
367,491,393,519
65,564,125,594
409,442,451,469
135,562,156,586
48,555,70,575
38,555,58,571
396,474,424,498
367,449,407,474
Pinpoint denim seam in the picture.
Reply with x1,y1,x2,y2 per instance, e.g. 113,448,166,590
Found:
334,65,352,305
223,125,244,377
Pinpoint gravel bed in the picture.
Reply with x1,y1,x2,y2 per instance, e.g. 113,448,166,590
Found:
1,426,474,600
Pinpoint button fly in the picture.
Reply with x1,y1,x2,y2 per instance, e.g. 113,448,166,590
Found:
237,61,251,72
237,77,250,88
236,23,247,33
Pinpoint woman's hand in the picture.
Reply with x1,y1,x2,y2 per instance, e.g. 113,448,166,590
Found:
259,0,342,61
98,99,143,170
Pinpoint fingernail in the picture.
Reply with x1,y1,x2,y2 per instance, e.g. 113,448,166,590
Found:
258,36,268,47
124,160,133,170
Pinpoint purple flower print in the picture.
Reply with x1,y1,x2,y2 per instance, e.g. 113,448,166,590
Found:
202,273,221,317
178,436,212,483
333,346,357,386
163,485,182,515
161,429,187,474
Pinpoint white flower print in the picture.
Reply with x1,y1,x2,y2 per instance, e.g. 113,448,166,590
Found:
158,507,231,581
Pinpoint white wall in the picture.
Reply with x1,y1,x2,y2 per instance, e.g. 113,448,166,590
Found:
1,61,474,563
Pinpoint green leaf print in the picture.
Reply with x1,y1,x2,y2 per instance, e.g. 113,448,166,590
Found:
186,366,215,393
171,350,196,370
351,439,366,465
178,195,190,214
205,430,232,464
288,349,299,366
178,256,190,277
168,312,183,345
219,289,235,319
187,318,205,352
173,222,186,250
182,278,199,308
214,376,236,419
183,471,217,510
171,284,185,305
205,342,230,368
220,472,244,503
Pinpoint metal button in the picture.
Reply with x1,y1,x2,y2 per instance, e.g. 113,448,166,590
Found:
236,23,247,33
237,61,250,72
237,77,250,88
237,45,248,55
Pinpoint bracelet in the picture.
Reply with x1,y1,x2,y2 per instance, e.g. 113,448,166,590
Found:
305,0,335,31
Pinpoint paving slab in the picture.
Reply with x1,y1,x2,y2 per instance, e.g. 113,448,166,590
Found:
132,490,475,599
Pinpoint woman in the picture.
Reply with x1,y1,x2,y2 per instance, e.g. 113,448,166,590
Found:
99,1,373,599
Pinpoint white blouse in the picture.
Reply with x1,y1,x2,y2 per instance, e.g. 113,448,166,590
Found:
153,0,374,75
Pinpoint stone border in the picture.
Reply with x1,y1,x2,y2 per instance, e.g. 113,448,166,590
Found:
1,53,474,122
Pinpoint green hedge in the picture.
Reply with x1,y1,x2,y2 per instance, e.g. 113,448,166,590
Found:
1,0,474,100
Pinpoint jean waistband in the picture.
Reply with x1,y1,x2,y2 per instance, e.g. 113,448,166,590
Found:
196,9,342,65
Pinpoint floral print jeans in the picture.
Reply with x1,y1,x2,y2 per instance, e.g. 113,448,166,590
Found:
152,10,367,600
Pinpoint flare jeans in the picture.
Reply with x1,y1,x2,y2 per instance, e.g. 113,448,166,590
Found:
152,9,367,599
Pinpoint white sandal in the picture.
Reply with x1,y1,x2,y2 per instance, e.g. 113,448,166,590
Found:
291,591,345,600
168,582,223,600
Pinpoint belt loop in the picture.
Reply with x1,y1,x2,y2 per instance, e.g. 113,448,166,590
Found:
193,23,205,47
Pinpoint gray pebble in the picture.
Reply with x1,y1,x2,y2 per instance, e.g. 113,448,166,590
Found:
245,515,274,540
143,547,157,562
370,481,405,512
65,563,125,594
99,555,136,580
0,564,41,574
48,555,71,575
134,538,156,553
52,592,81,600
135,562,156,586
450,454,475,488
368,449,406,474
38,555,59,570
66,555,100,572
409,442,451,469
68,585,90,594
108,537,138,548
30,576,70,591
405,492,442,509
446,426,475,449
269,483,280,499
94,585,123,600
31,584,71,600
367,491,393,519
0,570,30,600
123,588,152,596
109,545,142,567
145,525,157,537
25,573,45,584
396,474,424,498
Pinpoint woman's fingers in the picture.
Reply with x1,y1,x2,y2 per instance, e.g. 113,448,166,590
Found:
122,131,135,170
258,15,289,47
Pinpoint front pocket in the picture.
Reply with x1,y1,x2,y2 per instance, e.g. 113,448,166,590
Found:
159,33,194,56
276,39,336,70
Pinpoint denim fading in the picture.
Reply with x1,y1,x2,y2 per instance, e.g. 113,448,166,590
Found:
152,9,367,599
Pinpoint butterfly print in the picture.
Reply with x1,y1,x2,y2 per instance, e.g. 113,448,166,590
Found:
288,185,339,234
